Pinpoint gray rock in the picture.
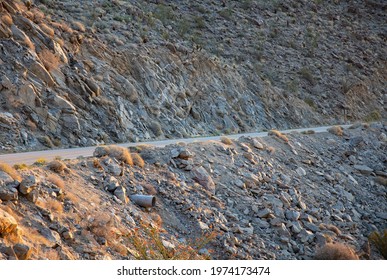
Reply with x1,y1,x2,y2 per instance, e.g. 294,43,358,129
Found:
0,186,18,201
285,210,300,221
19,175,38,195
253,139,264,149
315,232,327,246
198,221,209,230
257,208,272,218
114,187,128,204
104,176,120,192
296,167,307,176
39,228,61,247
13,244,31,260
291,221,303,234
353,165,373,175
277,223,291,239
192,167,215,193
104,158,122,176
297,229,314,243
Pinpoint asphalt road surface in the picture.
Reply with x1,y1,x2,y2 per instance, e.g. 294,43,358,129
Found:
0,124,352,165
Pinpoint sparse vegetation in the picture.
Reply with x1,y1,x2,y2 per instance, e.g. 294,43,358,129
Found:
299,67,315,85
95,145,133,165
48,160,66,173
34,158,47,166
220,136,233,145
365,110,381,122
314,243,359,260
13,163,29,170
38,49,60,72
0,162,22,181
44,198,63,214
127,223,216,260
47,174,65,189
1,14,13,26
369,229,387,259
131,153,145,168
268,130,289,143
149,121,163,137
327,126,343,136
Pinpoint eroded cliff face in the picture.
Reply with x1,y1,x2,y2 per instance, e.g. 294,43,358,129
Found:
0,0,385,152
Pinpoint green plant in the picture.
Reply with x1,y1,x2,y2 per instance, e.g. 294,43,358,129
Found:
369,229,387,259
34,158,47,166
94,145,133,165
365,110,381,122
13,163,29,171
154,4,175,24
220,136,233,145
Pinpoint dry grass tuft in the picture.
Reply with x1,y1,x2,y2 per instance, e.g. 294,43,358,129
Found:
220,136,233,145
369,229,387,259
39,23,55,37
72,21,86,32
268,129,289,143
131,153,145,168
13,163,29,170
94,145,133,165
45,198,63,214
93,158,103,169
38,49,60,72
327,126,343,136
47,174,65,189
314,243,359,260
1,14,13,26
0,162,22,181
48,160,66,173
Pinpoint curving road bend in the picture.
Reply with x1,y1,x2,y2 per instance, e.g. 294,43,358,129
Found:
0,125,352,165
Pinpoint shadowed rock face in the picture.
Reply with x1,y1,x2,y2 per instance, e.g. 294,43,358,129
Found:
0,0,385,153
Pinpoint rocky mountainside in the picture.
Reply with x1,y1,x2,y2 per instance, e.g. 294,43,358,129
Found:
0,0,385,152
0,124,386,260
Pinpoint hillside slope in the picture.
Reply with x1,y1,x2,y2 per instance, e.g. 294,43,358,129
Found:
0,0,385,152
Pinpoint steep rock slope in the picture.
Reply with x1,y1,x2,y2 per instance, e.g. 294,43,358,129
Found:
0,0,385,152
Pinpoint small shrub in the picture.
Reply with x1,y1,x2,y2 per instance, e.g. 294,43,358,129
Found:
13,163,29,171
299,67,315,84
47,174,65,189
268,129,289,143
0,162,22,181
47,160,66,173
315,243,359,260
267,146,276,154
327,126,343,136
39,23,55,37
94,145,133,165
365,110,381,122
369,229,387,259
220,136,233,145
131,153,145,168
45,198,63,214
1,14,13,26
149,121,163,137
34,158,47,166
72,21,86,32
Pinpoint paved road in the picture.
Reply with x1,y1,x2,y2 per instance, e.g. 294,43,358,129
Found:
0,124,351,165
